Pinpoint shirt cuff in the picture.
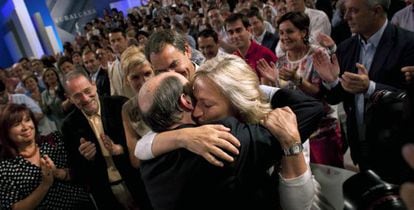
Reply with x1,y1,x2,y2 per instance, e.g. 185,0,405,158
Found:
278,167,312,186
322,78,339,90
135,131,156,160
364,81,376,98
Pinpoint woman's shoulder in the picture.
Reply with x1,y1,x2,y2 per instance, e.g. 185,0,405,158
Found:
39,131,63,147
0,157,21,174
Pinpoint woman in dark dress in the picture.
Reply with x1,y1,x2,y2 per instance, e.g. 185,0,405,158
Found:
0,104,94,209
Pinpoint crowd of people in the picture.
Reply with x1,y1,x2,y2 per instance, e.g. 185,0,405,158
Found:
1,0,414,209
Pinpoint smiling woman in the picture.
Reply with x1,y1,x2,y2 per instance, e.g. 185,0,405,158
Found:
0,104,94,209
259,12,344,168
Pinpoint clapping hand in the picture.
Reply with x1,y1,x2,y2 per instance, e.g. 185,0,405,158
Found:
101,134,124,156
40,155,55,187
340,63,370,94
312,48,340,83
316,33,335,49
79,138,96,160
257,58,278,83
279,65,298,82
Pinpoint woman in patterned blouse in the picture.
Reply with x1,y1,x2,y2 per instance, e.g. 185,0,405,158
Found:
0,104,94,209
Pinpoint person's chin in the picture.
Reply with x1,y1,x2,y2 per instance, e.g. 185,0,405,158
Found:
82,105,97,115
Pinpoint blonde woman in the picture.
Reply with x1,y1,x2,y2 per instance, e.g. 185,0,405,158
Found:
120,46,154,168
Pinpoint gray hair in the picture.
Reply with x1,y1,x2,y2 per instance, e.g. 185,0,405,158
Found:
62,69,91,93
366,0,390,15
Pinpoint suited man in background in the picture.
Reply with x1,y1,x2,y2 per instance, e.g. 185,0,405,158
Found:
61,70,151,210
313,0,414,184
82,49,111,97
247,8,279,52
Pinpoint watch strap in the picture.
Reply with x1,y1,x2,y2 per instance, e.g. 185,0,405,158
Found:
283,143,303,156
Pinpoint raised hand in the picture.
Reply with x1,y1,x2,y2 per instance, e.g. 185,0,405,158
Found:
279,66,297,82
316,33,335,49
101,134,124,156
257,58,278,83
42,155,56,171
340,63,370,94
312,48,340,83
40,157,54,187
180,125,240,167
79,138,96,160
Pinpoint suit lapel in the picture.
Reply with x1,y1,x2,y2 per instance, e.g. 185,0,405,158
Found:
345,37,361,74
369,24,394,78
99,97,108,133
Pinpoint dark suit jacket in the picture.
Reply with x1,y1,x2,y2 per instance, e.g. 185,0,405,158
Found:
62,96,152,210
141,89,323,210
323,23,414,171
261,31,279,52
94,68,110,97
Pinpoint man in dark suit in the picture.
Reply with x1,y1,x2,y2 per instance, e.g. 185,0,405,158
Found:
137,71,323,210
247,8,279,52
61,70,151,210
82,49,111,96
313,0,414,184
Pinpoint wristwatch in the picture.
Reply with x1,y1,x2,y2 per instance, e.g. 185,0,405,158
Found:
283,143,303,156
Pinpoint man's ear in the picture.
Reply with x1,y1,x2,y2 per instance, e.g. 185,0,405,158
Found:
179,93,193,111
184,43,192,59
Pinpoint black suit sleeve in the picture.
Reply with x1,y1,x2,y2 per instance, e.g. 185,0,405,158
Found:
61,113,95,185
271,89,324,142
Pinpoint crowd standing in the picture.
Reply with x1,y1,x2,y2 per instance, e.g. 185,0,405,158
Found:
1,0,414,209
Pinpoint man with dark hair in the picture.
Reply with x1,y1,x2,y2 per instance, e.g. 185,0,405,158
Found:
57,56,77,75
246,8,279,52
136,30,149,46
145,29,196,79
82,49,110,96
18,57,30,71
207,6,237,53
197,29,226,60
61,70,151,210
108,27,134,98
225,13,277,84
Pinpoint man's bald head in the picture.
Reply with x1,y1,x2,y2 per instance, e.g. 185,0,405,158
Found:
138,72,189,132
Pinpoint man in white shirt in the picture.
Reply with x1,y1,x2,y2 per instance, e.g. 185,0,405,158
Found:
108,28,135,98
